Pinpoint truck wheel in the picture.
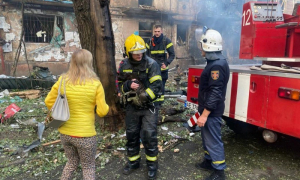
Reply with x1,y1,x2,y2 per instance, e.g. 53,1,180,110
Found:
262,129,278,143
223,116,257,134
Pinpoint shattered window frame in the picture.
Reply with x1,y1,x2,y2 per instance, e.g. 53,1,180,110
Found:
139,22,153,43
177,24,188,45
138,0,153,6
23,14,64,43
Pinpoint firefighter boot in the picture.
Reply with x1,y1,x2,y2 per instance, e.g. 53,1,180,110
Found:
123,158,140,175
205,169,225,180
195,158,214,171
147,160,158,180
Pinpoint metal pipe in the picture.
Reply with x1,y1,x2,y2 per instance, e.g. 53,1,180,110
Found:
0,46,5,75
164,94,184,98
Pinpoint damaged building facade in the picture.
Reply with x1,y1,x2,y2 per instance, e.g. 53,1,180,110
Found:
2,0,290,76
110,0,202,69
0,0,79,76
0,0,201,76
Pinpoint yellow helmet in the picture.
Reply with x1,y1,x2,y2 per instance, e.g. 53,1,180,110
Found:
124,34,147,57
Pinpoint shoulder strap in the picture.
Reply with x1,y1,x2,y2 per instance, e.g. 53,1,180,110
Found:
57,77,63,95
63,77,66,96
58,76,66,95
149,38,152,46
163,36,167,60
163,36,167,50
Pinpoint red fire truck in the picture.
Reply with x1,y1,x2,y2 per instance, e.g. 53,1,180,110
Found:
184,1,300,143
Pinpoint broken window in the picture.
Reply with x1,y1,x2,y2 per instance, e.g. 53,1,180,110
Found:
23,14,64,43
139,22,153,43
138,0,152,6
177,24,187,46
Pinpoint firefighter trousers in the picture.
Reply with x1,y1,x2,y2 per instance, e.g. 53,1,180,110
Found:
161,70,168,95
125,105,158,162
155,70,168,106
201,116,226,170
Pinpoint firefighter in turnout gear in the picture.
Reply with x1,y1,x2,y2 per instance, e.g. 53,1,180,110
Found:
118,34,162,180
195,27,229,180
146,25,175,106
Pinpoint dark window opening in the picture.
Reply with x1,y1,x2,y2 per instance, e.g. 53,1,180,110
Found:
177,24,187,45
138,0,152,6
24,14,64,43
139,22,153,43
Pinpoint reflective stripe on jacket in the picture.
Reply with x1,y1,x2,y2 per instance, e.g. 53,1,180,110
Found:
117,56,162,102
146,36,175,71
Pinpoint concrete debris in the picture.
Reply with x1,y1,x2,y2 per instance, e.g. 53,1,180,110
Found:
119,133,126,138
162,139,179,151
95,152,102,159
174,148,180,153
10,124,20,128
189,133,195,137
168,132,181,138
112,150,124,158
158,145,163,153
0,89,9,98
161,126,168,131
16,118,38,126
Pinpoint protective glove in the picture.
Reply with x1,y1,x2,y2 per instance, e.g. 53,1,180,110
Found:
138,91,149,105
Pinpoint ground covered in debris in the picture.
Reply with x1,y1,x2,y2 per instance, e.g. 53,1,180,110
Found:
1,75,300,180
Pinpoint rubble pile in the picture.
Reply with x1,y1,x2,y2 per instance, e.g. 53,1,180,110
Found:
0,73,196,179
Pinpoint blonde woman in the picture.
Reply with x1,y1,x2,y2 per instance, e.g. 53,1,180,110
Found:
45,49,109,180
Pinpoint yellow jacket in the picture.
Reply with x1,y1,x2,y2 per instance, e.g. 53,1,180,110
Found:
45,76,109,137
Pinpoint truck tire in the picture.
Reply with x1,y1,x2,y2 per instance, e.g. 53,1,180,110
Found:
223,116,257,134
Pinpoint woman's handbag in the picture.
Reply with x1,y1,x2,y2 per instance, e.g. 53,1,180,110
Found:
48,77,70,128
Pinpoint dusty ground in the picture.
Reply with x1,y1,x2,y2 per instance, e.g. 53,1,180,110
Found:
1,116,300,180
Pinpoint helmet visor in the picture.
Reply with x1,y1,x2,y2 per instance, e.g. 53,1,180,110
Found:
129,49,147,54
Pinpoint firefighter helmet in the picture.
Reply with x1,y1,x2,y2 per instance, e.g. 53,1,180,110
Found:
200,27,222,52
124,34,147,56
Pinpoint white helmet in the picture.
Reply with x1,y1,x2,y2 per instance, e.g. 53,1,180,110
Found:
200,27,222,52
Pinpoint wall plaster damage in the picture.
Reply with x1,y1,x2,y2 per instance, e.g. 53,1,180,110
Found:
0,0,78,76
0,0,202,76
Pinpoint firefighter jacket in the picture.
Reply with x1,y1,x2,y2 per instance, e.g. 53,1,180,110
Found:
117,55,162,106
197,52,230,117
146,35,175,72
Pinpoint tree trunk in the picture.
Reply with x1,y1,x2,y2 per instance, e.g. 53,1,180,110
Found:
72,0,124,131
